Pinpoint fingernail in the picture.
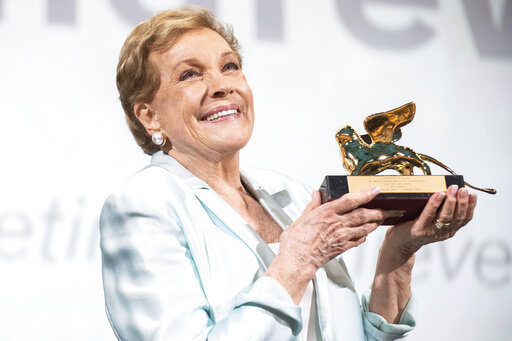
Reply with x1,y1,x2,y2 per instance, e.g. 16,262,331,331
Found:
371,187,381,196
450,185,458,196
311,190,317,199
437,191,446,202
460,188,468,198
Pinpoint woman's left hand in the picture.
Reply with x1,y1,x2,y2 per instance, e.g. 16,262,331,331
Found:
369,185,477,323
384,185,478,258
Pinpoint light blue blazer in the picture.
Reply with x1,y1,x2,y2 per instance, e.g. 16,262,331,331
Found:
100,152,415,340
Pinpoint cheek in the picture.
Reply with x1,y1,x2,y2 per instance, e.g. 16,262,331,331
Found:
167,87,207,137
179,83,206,108
243,84,253,102
236,79,254,108
164,84,205,122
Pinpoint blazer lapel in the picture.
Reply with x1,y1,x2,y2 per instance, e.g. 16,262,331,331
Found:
149,152,276,269
193,187,278,269
240,171,294,229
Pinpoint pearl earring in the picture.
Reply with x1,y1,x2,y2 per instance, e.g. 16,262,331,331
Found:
151,130,166,146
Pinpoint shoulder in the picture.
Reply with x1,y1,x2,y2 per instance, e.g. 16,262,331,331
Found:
111,164,188,199
100,164,193,224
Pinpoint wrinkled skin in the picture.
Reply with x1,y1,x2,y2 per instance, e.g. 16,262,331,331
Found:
266,184,476,324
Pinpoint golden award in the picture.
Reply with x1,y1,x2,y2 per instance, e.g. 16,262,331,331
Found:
319,102,496,225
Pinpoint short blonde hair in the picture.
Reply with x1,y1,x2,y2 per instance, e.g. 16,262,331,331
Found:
116,7,242,154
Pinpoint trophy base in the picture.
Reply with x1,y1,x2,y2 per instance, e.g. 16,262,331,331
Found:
319,175,465,225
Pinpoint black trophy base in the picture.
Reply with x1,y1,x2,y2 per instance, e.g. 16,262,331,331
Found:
319,175,465,225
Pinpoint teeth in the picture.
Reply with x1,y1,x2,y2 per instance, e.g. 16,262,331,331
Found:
206,109,237,121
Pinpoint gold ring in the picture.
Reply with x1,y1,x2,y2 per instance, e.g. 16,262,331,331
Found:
434,219,450,229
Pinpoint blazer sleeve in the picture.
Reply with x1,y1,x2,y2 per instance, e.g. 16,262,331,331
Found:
361,288,416,340
99,177,302,341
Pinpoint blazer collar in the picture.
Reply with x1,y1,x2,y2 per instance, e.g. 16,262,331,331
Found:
150,151,209,189
149,151,292,268
150,151,293,227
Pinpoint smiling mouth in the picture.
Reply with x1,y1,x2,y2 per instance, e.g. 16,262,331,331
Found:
203,109,239,122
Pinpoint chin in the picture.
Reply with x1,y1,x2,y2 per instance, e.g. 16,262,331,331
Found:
217,134,252,153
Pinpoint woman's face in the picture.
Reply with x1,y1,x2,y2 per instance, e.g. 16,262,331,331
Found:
145,28,254,162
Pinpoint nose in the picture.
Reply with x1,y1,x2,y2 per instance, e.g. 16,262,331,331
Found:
209,71,233,98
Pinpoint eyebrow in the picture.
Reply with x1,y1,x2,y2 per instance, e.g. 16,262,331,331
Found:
174,51,237,69
221,51,237,58
174,58,200,70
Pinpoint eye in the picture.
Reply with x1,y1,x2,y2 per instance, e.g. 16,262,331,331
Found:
179,69,201,81
222,62,240,72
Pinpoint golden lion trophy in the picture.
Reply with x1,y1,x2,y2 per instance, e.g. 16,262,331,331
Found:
320,102,496,224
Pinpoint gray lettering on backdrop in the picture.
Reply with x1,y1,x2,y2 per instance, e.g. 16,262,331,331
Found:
41,200,62,262
461,0,512,58
0,211,31,260
439,239,472,279
48,0,76,25
335,0,437,49
0,0,510,58
257,0,284,41
0,199,99,262
109,0,217,26
109,0,155,25
67,197,85,259
476,239,511,287
186,0,216,13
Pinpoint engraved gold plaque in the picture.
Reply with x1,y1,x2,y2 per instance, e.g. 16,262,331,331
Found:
346,175,447,194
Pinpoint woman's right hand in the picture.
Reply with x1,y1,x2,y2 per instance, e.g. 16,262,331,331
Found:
264,188,387,303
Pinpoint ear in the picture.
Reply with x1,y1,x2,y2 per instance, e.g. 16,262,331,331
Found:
134,102,160,134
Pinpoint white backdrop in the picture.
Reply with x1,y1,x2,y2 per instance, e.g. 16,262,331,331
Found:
1,1,511,340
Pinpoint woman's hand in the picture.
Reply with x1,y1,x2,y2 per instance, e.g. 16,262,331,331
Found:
369,185,478,323
265,187,387,303
384,185,478,258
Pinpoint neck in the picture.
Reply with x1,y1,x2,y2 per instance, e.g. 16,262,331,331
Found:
168,149,244,191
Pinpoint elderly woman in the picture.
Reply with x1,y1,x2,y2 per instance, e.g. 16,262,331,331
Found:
100,7,477,341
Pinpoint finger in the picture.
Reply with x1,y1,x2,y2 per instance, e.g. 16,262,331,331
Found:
301,190,322,216
344,222,379,241
452,188,469,227
334,234,370,254
349,234,370,249
461,193,478,226
437,185,459,223
325,187,381,215
342,208,388,227
416,191,446,226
